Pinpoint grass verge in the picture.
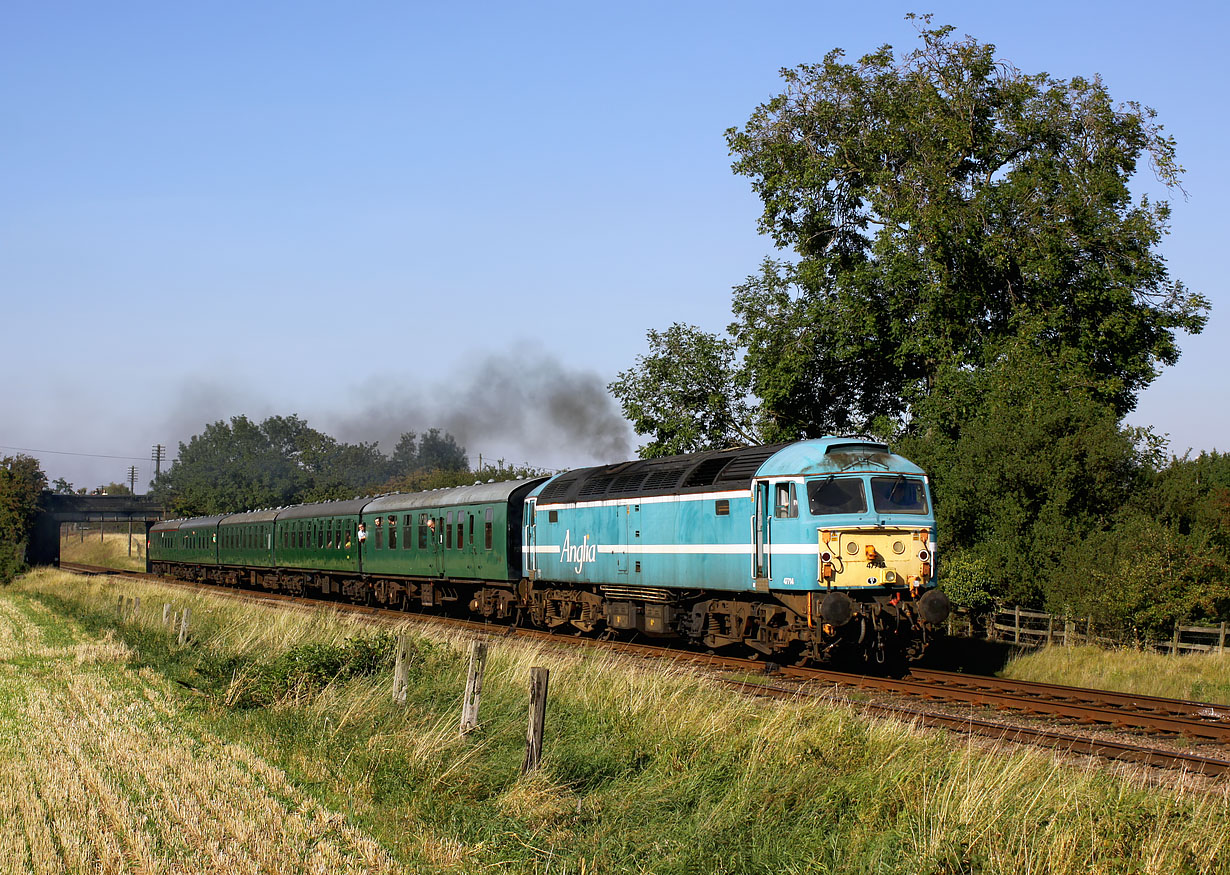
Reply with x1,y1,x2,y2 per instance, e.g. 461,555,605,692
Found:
59,531,145,571
1002,644,1230,704
7,568,1230,874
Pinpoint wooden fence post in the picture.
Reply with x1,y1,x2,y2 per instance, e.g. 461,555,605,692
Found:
116,595,124,620
177,607,191,646
392,632,410,704
1220,622,1227,655
1172,623,1180,656
459,638,489,736
163,604,172,628
1046,615,1054,646
1013,606,1021,644
522,667,550,774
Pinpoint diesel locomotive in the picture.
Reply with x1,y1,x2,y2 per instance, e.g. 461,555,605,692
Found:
149,437,950,664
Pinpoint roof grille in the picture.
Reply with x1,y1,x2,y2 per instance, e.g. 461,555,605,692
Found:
682,456,731,488
537,476,577,503
642,468,684,491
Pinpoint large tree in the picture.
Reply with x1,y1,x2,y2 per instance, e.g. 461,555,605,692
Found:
614,16,1206,446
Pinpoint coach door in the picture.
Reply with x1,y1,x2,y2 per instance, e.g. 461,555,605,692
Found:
524,499,538,579
753,480,771,590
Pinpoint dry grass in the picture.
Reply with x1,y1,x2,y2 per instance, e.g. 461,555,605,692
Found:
59,531,145,571
1002,644,1230,705
0,576,401,873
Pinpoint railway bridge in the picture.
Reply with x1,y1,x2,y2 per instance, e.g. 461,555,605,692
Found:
29,494,166,568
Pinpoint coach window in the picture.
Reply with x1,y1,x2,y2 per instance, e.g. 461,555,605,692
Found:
774,482,798,519
318,525,324,549
374,517,383,550
446,511,453,549
403,515,412,549
468,514,474,547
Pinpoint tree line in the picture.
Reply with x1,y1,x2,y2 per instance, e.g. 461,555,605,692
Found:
149,415,547,517
610,16,1223,638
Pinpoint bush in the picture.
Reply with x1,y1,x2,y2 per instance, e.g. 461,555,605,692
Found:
939,550,995,614
0,538,25,585
230,631,397,706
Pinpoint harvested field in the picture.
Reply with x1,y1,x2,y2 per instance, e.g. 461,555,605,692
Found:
0,590,398,873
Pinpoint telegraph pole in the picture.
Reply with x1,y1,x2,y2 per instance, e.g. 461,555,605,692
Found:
151,444,165,481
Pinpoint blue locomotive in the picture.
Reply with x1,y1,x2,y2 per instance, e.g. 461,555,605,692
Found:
150,437,949,664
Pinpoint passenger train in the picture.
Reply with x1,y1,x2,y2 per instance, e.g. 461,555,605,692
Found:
149,437,950,664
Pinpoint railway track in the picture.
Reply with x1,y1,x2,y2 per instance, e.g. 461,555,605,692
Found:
59,562,1230,777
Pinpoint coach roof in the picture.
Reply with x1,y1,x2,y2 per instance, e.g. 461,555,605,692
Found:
275,497,371,521
364,477,548,514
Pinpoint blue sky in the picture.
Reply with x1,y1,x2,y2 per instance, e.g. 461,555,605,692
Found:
2,1,1226,490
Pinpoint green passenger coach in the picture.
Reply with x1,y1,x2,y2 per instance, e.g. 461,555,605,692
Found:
218,508,277,569
274,497,367,575
361,478,544,582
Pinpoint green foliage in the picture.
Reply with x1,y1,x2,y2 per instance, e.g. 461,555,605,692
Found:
152,414,473,515
608,323,758,457
938,551,995,614
0,455,47,584
0,540,25,586
92,482,133,495
724,17,1206,428
615,16,1206,447
898,341,1142,606
383,461,549,494
1048,454,1230,636
231,632,396,706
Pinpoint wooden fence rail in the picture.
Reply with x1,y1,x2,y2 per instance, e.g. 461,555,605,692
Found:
975,606,1229,654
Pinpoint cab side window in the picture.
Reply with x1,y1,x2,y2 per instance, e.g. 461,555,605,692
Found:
774,482,798,519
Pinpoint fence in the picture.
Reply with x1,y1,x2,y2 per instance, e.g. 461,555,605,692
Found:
977,606,1230,654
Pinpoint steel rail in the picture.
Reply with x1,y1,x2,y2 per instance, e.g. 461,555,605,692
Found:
908,667,1230,722
721,679,1230,777
779,667,1230,743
